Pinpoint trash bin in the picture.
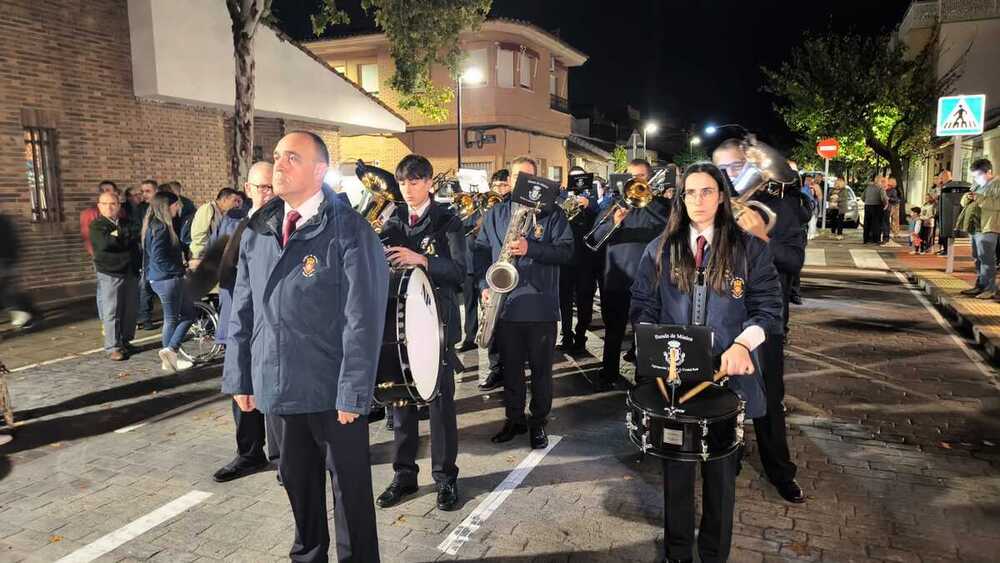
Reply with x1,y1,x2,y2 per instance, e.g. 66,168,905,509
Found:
939,183,971,238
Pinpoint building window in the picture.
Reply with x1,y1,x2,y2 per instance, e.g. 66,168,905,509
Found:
548,165,562,183
549,58,558,95
497,48,514,88
23,126,62,223
519,51,536,89
465,48,488,86
359,63,379,94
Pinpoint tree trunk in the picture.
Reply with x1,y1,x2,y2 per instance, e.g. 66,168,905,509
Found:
227,0,271,188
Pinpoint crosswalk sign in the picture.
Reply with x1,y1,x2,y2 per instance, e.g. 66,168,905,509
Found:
937,95,986,136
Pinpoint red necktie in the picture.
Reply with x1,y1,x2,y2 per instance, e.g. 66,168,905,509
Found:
409,213,419,227
694,235,707,269
282,210,301,247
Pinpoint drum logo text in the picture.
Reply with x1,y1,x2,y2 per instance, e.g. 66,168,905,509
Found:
302,255,319,278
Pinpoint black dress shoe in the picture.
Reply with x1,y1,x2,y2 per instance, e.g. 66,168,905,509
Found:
479,372,503,392
457,341,477,352
556,336,575,351
436,480,459,511
571,336,587,351
376,481,418,508
529,425,548,449
774,479,806,503
622,348,636,363
137,321,158,331
212,458,268,483
491,421,527,443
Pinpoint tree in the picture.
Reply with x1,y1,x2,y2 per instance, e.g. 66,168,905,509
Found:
611,145,629,173
674,146,709,169
762,27,965,199
312,0,491,121
226,0,272,187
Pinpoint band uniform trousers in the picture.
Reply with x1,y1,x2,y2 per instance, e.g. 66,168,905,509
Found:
599,289,631,382
231,399,281,463
391,365,458,485
863,204,884,244
464,274,502,383
663,451,740,563
497,320,556,426
752,333,797,485
278,410,379,563
559,261,597,343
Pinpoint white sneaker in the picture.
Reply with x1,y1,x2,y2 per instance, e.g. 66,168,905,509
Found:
9,310,32,328
175,356,194,371
177,348,196,363
158,348,178,373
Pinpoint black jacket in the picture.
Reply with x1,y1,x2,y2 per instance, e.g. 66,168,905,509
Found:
592,197,670,292
90,216,140,276
474,200,574,322
749,186,807,276
381,202,466,346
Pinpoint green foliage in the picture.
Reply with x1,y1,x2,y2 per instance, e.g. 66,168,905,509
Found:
674,147,709,169
762,27,964,186
611,146,629,173
312,0,491,122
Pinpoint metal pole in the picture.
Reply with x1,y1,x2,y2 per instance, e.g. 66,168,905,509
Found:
952,135,962,182
643,130,647,160
822,157,830,230
457,78,463,171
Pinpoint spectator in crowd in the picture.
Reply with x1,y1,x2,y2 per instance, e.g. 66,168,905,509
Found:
80,181,121,257
135,179,160,330
908,207,924,255
862,176,888,244
124,187,142,219
964,159,999,299
919,195,936,254
188,188,242,269
828,179,848,240
886,178,901,236
142,191,195,372
90,191,141,361
0,213,36,329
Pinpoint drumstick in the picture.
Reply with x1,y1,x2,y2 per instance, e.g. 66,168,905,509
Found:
678,368,727,404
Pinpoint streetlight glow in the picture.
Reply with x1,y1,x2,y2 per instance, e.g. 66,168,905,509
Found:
644,122,658,134
690,136,702,146
461,67,483,85
704,125,717,135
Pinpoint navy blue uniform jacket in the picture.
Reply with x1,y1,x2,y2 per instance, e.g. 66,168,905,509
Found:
629,233,783,419
592,197,670,292
473,200,575,322
221,186,390,416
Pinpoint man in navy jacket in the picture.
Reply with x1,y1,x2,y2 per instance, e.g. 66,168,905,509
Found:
223,132,389,562
474,157,574,449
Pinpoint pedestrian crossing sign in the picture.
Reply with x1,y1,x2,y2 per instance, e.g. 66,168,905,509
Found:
937,95,986,136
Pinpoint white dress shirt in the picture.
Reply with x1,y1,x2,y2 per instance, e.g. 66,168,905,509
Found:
407,198,432,223
283,189,325,226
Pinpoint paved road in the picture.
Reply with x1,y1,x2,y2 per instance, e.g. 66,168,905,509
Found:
1,239,999,562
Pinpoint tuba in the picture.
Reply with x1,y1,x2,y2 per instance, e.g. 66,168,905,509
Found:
583,177,656,251
728,134,796,233
450,192,479,222
356,160,402,233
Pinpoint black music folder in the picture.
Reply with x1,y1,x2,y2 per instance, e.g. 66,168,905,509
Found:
511,173,559,210
635,323,714,383
568,172,594,193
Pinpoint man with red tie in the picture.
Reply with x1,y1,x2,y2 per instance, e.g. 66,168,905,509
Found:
223,131,389,562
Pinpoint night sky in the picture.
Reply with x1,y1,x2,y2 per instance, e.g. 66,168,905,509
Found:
272,0,914,153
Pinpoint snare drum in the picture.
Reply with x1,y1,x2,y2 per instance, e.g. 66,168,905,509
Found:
625,381,745,462
374,267,445,407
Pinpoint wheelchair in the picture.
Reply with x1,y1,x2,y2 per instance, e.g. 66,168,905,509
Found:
181,293,225,362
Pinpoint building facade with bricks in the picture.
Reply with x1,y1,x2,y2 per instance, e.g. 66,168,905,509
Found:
2,0,404,303
306,19,587,185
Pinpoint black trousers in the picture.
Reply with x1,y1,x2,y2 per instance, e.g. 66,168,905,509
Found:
231,400,281,463
391,367,458,485
600,289,631,382
863,204,884,243
559,261,597,342
497,320,556,426
662,452,740,563
752,335,797,485
829,210,843,235
278,411,379,563
462,275,479,345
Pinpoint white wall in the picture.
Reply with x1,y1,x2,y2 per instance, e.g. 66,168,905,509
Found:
127,0,406,135
939,19,1000,113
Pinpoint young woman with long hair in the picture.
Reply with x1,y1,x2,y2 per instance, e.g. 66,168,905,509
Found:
630,162,783,563
142,191,194,372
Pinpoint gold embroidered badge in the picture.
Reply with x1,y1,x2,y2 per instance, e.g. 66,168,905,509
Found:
731,277,745,299
302,255,318,278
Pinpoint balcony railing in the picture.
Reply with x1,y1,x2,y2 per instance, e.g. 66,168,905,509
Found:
550,94,570,114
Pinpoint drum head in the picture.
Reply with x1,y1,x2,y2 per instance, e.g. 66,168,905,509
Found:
630,382,739,420
403,268,442,401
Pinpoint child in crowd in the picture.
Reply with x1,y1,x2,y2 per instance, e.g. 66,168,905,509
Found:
908,206,924,255
919,196,936,254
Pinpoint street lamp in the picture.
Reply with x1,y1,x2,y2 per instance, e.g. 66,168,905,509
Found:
704,125,718,135
690,135,702,147
456,67,483,171
643,122,657,160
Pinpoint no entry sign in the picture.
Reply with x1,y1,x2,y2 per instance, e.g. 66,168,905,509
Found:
816,138,840,159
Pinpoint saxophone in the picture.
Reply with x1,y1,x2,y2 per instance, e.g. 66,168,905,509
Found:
475,202,540,348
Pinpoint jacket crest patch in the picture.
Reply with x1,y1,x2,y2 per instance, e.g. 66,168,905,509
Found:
730,277,745,299
302,255,318,278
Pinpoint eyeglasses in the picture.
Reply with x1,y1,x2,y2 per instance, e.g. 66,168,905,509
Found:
716,160,746,177
250,183,273,192
682,188,719,201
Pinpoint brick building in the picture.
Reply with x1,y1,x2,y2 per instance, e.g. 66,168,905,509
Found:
306,19,587,185
1,0,404,303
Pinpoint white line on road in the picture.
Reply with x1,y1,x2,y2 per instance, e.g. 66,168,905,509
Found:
805,248,827,267
8,334,163,373
55,490,212,563
437,436,563,556
114,394,224,433
849,249,890,270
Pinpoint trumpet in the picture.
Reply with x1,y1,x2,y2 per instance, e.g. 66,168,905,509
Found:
560,194,585,222
583,177,656,251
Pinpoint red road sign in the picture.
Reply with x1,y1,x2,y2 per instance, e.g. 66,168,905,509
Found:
816,138,840,159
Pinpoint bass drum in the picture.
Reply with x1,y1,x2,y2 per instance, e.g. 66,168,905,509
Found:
374,267,445,407
626,381,745,462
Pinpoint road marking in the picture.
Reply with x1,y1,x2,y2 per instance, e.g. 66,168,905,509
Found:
437,436,562,556
114,394,224,433
849,249,889,270
8,334,163,373
55,490,212,563
892,270,1000,392
805,248,827,267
